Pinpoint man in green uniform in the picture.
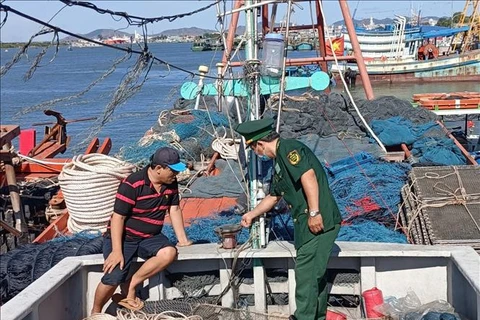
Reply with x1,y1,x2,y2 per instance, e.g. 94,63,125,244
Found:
235,118,342,320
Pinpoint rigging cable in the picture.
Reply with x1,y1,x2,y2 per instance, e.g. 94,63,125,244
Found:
59,0,220,26
0,3,240,81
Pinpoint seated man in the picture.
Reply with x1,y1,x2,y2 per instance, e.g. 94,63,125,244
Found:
91,147,192,313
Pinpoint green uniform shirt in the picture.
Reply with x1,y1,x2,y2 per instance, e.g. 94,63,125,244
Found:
270,138,342,249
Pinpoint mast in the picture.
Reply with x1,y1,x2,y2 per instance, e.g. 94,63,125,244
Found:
244,0,266,249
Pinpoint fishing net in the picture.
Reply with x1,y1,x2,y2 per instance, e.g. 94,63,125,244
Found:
182,159,245,198
0,232,103,304
118,109,231,164
276,93,438,141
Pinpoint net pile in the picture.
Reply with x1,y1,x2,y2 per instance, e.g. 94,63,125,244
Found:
399,165,480,249
118,109,230,165
182,159,245,198
163,152,410,245
0,232,103,304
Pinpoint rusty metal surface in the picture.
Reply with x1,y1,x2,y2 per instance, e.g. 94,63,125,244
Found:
404,165,480,249
0,125,20,146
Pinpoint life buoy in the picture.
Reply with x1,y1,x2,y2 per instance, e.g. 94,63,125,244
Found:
380,56,387,62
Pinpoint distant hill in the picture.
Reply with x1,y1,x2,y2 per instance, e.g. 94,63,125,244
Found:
331,16,442,27
63,15,446,42
62,29,132,41
62,27,216,41
154,27,215,37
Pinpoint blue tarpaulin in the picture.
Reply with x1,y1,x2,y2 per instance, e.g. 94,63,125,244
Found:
421,26,469,38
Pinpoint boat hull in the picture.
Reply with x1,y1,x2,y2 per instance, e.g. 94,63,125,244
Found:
332,49,480,83
2,242,479,320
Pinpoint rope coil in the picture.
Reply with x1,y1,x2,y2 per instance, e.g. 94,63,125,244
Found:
58,153,135,233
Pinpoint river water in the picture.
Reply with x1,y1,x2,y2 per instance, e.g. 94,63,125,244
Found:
1,42,479,155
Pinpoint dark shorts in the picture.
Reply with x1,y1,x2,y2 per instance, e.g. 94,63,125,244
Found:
101,233,175,286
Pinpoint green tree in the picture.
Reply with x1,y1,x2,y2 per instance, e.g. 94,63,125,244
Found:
436,17,452,27
452,12,463,24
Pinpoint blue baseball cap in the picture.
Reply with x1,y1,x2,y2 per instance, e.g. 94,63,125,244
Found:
152,147,186,172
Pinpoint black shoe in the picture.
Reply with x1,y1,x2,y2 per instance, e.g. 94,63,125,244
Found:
288,316,297,320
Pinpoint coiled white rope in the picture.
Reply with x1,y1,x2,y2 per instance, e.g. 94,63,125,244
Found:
211,137,241,160
58,153,135,233
211,129,241,160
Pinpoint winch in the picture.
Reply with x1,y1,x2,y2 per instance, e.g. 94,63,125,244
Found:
214,224,242,249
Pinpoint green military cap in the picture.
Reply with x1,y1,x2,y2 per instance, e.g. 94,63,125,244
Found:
234,118,275,145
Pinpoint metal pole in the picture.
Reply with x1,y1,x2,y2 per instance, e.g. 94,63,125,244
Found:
222,0,244,66
275,0,293,132
2,144,27,233
339,0,374,100
315,0,328,72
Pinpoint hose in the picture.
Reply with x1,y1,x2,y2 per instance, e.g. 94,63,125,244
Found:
58,153,135,233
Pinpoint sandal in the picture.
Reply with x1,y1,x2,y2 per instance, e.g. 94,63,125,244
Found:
112,293,144,311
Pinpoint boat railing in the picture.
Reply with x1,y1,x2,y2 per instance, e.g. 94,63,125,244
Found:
1,242,479,320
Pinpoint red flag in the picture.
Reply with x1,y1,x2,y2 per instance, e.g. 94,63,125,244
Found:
326,36,344,56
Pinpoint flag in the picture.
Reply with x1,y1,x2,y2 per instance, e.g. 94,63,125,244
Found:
326,36,344,56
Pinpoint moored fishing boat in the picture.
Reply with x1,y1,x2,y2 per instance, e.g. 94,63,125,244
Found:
331,13,480,83
191,39,212,52
295,42,313,51
1,0,480,319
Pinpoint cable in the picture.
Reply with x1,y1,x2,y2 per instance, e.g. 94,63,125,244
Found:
0,3,241,81
60,0,220,26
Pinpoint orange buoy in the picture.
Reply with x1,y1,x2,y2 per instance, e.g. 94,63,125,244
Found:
362,287,384,318
326,310,347,320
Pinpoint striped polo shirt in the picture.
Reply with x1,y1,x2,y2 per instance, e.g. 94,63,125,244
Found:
109,167,179,240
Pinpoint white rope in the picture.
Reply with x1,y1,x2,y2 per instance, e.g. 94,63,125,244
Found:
58,153,135,233
82,313,117,320
211,134,241,160
16,152,70,166
317,1,387,153
115,309,202,320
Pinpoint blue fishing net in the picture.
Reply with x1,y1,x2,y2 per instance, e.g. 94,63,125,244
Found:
370,117,437,146
164,152,410,246
326,152,411,227
411,137,466,165
117,109,230,164
337,221,407,243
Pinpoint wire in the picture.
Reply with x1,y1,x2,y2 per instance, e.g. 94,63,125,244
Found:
60,0,220,26
0,3,241,81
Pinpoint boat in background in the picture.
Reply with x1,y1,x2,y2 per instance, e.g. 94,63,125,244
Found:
331,15,480,83
191,40,212,51
295,42,313,51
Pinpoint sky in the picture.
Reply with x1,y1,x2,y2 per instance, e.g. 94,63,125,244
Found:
0,0,469,42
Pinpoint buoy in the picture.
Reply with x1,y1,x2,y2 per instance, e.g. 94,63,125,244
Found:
326,310,347,320
362,287,384,318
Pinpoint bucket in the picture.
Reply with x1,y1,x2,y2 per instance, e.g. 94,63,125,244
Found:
362,287,384,318
326,310,347,320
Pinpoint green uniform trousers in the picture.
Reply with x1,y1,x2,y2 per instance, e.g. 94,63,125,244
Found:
294,224,340,320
